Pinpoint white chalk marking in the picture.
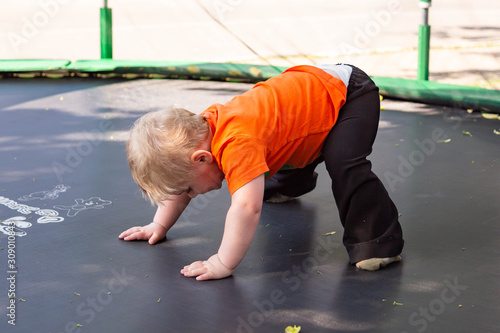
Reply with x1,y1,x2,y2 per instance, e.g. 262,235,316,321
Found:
54,197,112,217
18,184,70,201
0,196,40,214
0,216,32,237
35,209,65,224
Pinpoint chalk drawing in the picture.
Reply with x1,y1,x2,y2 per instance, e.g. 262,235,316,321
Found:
18,184,70,201
54,197,112,217
0,216,32,237
0,196,40,214
0,192,109,237
35,209,65,224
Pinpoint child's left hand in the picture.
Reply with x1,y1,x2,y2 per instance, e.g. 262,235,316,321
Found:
181,254,235,281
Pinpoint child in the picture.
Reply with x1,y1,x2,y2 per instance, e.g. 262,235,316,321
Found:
119,64,404,280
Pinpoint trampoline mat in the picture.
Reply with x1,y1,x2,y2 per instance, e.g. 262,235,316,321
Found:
0,78,499,332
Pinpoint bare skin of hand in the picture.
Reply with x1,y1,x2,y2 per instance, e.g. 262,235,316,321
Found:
181,254,235,281
118,222,167,245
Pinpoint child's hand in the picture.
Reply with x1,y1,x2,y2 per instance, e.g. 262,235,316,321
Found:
118,222,167,245
181,254,235,281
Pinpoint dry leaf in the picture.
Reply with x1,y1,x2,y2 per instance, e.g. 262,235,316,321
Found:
481,113,499,120
437,139,451,143
285,325,301,333
462,130,472,137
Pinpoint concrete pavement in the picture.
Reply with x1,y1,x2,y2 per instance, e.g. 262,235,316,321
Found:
0,0,499,88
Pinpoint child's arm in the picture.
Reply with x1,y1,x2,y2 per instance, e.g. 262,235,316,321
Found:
119,193,191,244
181,174,264,280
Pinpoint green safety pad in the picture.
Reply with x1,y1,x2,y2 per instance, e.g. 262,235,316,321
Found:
66,59,195,72
373,77,500,113
0,59,71,72
67,60,286,81
1,59,499,113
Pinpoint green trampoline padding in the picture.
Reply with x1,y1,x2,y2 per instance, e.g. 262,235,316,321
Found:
67,60,286,81
373,77,500,113
0,59,70,71
1,59,499,113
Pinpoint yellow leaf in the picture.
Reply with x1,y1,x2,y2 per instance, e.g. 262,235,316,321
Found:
187,65,200,74
323,231,336,236
249,67,262,77
285,325,301,333
494,129,500,135
437,138,451,143
481,112,499,120
228,70,242,76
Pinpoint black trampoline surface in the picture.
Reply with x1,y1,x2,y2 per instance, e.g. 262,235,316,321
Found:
0,78,499,333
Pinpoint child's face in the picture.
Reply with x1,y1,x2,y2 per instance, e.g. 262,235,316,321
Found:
185,159,225,199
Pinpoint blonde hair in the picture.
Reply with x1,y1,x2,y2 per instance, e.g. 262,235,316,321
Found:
126,107,209,205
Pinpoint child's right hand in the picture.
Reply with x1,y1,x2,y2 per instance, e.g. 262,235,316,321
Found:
118,222,167,245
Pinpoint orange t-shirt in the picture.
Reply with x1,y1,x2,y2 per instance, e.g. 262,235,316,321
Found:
201,65,347,195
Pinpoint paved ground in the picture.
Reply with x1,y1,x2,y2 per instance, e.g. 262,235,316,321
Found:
1,0,499,88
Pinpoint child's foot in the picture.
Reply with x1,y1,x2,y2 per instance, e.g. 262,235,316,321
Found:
265,193,296,203
355,255,402,271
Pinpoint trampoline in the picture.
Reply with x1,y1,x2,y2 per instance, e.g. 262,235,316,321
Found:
0,77,499,332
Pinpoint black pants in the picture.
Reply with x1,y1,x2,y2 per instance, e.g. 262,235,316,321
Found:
264,65,404,263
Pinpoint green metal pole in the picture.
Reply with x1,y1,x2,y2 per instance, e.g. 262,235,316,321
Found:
100,0,113,59
417,0,431,80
